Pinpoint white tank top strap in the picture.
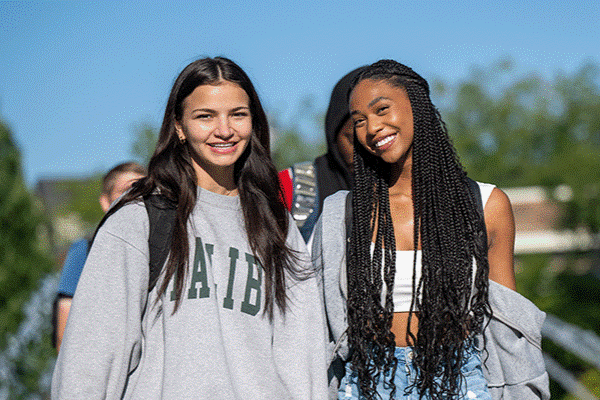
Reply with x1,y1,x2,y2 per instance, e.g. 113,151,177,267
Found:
476,181,495,208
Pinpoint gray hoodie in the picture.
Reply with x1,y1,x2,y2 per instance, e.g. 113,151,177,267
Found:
313,187,549,400
52,188,328,399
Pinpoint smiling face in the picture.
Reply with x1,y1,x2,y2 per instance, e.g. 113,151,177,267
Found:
349,79,414,166
175,81,252,190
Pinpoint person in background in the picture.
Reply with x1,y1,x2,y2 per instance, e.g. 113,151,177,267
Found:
279,66,365,244
54,161,146,351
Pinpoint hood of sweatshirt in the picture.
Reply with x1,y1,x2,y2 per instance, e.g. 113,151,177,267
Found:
314,66,367,212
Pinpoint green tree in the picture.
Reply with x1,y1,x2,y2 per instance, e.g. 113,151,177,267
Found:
131,122,158,166
434,57,600,233
551,63,600,234
271,128,325,171
0,120,55,398
434,58,600,399
51,121,159,231
0,120,54,340
269,95,326,171
54,174,104,227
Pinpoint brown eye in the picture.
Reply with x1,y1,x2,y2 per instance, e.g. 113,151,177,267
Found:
353,117,366,128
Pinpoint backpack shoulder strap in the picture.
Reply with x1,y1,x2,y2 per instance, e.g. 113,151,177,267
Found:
86,194,177,294
465,177,490,254
144,194,177,292
466,177,484,216
290,161,317,229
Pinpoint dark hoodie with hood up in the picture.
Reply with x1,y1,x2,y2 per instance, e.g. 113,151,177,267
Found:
314,66,366,215
279,66,366,242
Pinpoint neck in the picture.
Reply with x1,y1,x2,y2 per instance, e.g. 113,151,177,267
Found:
194,164,238,196
388,158,412,197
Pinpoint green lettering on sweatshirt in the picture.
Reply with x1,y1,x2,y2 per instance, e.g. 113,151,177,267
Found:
187,237,210,300
241,253,262,316
223,247,238,309
205,243,214,266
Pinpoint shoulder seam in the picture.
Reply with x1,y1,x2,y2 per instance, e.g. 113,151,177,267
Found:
101,229,149,260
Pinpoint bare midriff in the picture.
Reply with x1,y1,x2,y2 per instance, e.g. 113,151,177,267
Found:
391,312,419,347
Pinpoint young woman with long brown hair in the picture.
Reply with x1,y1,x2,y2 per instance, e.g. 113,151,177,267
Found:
53,57,327,399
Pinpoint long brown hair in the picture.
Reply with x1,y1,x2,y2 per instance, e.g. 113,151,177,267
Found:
108,57,295,319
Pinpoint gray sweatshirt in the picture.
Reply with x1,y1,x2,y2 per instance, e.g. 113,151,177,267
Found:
52,188,328,399
313,188,549,400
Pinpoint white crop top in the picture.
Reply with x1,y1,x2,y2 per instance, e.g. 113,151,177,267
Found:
376,181,495,312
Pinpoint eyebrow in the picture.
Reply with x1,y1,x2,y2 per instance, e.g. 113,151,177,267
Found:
350,96,391,116
190,106,250,113
368,96,390,108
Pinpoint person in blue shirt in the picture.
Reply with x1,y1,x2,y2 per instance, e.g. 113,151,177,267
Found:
54,161,146,351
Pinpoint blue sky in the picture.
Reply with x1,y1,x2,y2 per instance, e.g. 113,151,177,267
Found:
1,1,598,187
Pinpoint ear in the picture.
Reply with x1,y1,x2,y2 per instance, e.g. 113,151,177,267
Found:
174,120,186,142
99,193,111,213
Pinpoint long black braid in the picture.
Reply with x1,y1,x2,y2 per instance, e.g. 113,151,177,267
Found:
347,60,490,399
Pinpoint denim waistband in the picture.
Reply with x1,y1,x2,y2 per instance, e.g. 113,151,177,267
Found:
392,341,479,365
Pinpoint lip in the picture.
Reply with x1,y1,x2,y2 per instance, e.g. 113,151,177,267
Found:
208,141,238,154
372,134,396,151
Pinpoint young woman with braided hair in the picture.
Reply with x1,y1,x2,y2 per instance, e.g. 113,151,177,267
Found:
313,59,526,400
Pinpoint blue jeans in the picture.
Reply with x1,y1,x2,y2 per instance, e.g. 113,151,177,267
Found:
338,345,491,399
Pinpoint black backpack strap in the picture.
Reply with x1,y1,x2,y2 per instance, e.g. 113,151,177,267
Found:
466,177,484,216
466,177,489,253
143,195,177,292
77,194,176,296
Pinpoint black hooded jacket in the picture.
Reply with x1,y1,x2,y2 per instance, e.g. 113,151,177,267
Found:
314,66,366,215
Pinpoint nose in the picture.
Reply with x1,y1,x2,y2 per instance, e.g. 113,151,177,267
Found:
366,116,383,136
215,115,233,139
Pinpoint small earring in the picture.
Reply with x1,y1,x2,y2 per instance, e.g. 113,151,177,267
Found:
178,136,187,144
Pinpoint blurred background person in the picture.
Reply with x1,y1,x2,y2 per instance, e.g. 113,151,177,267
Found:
279,66,366,244
53,161,146,351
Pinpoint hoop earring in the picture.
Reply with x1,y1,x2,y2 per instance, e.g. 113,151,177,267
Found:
179,136,187,145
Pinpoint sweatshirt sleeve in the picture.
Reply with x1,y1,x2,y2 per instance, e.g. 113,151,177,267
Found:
52,203,149,399
271,229,328,400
